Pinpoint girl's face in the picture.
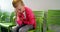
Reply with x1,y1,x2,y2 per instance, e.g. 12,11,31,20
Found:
15,2,25,14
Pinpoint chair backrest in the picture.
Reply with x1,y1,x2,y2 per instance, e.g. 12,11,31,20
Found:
33,11,44,32
0,11,2,17
47,10,60,25
10,12,16,25
0,11,2,22
47,10,60,32
1,12,10,23
33,11,44,24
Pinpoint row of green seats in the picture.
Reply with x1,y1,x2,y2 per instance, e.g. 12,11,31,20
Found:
0,10,44,32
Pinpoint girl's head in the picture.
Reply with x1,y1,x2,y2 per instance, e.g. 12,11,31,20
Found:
12,0,25,13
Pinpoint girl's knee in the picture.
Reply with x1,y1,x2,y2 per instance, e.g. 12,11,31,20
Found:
19,28,28,32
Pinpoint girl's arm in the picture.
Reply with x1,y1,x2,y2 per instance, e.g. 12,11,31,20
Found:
15,10,22,26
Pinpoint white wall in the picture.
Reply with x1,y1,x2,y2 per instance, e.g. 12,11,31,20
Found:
23,0,47,11
0,0,60,12
47,0,60,10
0,0,14,12
23,0,60,11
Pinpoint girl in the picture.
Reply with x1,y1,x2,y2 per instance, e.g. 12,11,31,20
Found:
12,0,36,32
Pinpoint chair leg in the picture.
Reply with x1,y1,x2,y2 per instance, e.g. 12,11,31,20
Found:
0,26,1,32
8,27,10,32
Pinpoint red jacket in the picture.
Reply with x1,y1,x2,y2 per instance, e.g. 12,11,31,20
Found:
16,7,36,29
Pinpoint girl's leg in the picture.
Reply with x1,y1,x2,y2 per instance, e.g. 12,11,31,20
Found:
19,25,33,32
12,24,20,32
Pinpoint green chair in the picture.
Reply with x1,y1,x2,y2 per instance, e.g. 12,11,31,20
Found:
47,10,60,32
28,11,44,32
0,11,16,32
0,11,3,32
0,12,13,32
33,11,44,32
10,11,44,32
0,11,2,22
1,12,10,22
11,11,44,32
10,12,16,25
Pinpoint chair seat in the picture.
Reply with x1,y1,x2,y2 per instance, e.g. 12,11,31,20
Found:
0,23,13,28
47,30,55,32
28,30,35,32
